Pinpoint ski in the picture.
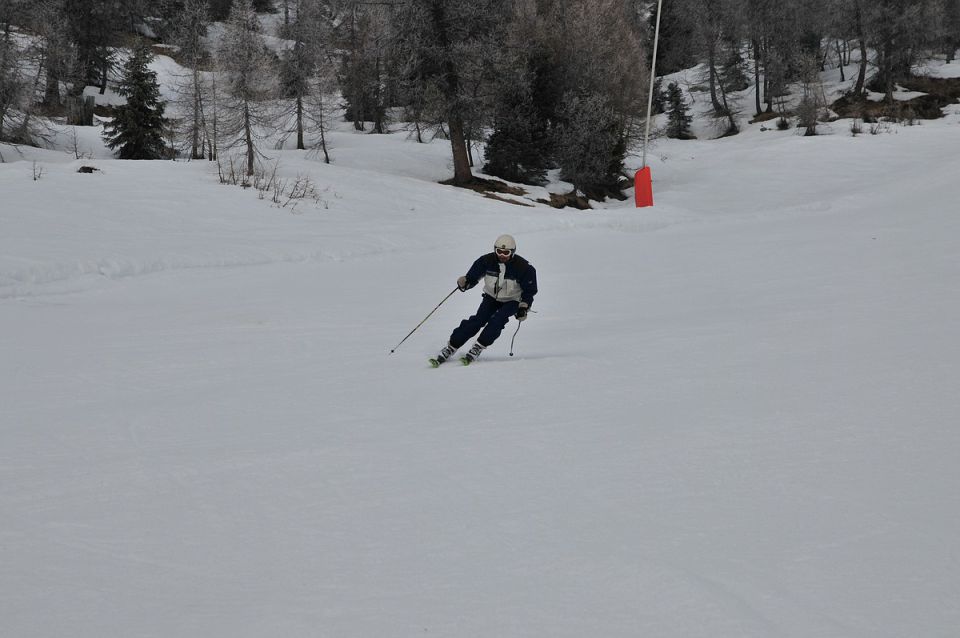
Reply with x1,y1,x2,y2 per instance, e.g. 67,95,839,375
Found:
429,356,477,367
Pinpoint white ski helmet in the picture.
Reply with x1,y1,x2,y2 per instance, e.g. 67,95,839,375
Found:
494,234,516,253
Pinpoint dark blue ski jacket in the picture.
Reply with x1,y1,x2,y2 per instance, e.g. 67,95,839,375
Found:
463,253,538,306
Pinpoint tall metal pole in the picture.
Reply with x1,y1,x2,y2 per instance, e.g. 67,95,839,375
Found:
642,0,665,169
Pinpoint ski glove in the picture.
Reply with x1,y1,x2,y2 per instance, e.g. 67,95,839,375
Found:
515,302,529,321
457,276,470,291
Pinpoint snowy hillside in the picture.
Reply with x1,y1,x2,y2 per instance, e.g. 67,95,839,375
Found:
3,51,960,637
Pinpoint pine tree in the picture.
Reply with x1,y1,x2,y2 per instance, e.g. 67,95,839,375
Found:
652,0,699,75
947,0,960,62
547,0,647,198
861,0,944,102
102,43,169,159
665,82,695,140
393,0,505,185
553,92,625,199
63,0,131,94
209,0,274,21
483,7,554,186
720,45,750,93
484,94,552,185
651,78,665,116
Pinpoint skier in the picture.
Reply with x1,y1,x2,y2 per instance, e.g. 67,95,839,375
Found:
431,234,538,366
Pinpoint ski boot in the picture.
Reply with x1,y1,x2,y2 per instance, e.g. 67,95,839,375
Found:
460,342,486,365
429,343,457,368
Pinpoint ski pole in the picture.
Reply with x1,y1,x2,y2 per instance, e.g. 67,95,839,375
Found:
390,287,459,354
509,310,536,357
509,321,521,357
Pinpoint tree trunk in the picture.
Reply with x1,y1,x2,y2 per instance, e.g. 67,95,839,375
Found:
854,39,868,96
884,47,895,104
429,0,472,185
353,73,364,130
44,53,61,108
852,1,867,97
296,95,305,149
349,9,363,131
100,57,108,95
372,54,384,134
706,41,723,114
876,41,896,103
752,39,762,116
316,91,331,163
244,101,254,176
764,72,773,113
448,114,473,185
716,70,738,135
836,40,845,82
319,120,330,163
192,69,202,159
210,72,218,161
16,110,31,142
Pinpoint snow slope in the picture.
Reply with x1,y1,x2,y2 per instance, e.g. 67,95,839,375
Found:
3,68,960,637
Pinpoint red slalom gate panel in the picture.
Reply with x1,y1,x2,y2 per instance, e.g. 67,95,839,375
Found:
635,167,653,207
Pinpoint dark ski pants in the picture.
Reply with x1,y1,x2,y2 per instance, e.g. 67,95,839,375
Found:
450,295,520,349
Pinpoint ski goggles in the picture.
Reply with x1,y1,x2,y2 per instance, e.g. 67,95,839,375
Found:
495,248,514,256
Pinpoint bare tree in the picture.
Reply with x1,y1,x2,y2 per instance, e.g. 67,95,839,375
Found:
270,0,342,160
22,0,75,110
796,52,825,135
676,0,742,115
846,0,870,97
744,0,812,116
279,0,333,149
0,1,26,142
304,61,339,163
335,1,395,133
1,0,55,145
169,0,210,159
216,0,278,175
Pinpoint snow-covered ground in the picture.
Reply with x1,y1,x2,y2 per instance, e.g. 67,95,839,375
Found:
3,53,960,636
